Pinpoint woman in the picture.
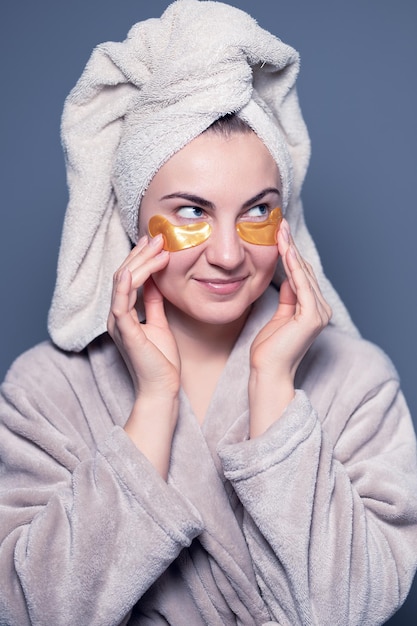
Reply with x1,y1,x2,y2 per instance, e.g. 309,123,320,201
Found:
1,1,416,625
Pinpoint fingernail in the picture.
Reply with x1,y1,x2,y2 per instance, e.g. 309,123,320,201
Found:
150,233,163,247
281,222,290,244
136,235,148,250
119,267,130,282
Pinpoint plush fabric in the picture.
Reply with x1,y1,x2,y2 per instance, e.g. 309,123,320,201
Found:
1,287,417,625
47,0,358,352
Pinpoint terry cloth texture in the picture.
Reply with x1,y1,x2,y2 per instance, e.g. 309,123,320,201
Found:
48,0,358,352
2,287,417,624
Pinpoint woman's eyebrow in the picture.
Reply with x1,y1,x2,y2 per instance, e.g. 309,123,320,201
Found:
159,192,215,209
159,187,281,209
241,187,281,209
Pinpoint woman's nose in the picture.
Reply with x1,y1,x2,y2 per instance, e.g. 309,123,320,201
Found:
204,221,245,269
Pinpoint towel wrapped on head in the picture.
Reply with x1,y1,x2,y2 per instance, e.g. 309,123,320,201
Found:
48,0,358,352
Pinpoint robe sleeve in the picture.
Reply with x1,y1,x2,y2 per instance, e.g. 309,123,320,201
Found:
0,346,203,626
217,337,417,626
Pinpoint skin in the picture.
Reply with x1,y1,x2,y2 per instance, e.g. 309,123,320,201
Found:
107,130,332,479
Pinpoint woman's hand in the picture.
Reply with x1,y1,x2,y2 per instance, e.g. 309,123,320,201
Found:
107,234,180,478
249,219,332,437
107,234,180,398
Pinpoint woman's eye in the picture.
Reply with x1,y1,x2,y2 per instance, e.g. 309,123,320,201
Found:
244,204,269,220
176,206,205,220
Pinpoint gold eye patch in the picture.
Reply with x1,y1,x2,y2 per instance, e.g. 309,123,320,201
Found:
148,215,212,251
148,206,282,252
236,206,282,245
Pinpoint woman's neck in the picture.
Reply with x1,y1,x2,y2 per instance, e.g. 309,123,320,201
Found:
164,301,250,362
164,302,250,423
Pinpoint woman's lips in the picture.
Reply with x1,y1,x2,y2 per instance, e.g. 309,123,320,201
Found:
194,277,247,295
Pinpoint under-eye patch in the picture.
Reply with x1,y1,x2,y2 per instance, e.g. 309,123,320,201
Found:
148,206,282,252
236,206,282,245
148,216,212,251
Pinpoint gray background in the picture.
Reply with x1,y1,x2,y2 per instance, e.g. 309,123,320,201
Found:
1,1,416,622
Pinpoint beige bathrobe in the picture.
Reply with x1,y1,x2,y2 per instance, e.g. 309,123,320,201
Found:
1,287,417,626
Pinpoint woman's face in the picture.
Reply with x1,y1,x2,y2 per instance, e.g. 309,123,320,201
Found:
139,130,281,329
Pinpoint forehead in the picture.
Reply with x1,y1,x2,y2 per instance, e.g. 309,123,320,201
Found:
143,130,281,203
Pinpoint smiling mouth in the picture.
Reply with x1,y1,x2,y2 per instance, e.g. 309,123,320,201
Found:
194,276,248,295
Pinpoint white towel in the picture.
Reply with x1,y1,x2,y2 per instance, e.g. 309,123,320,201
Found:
48,0,358,351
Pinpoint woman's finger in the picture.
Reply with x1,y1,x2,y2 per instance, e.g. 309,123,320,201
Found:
108,234,170,344
128,236,169,288
108,267,140,337
290,251,332,321
143,277,169,329
273,279,297,325
285,245,331,328
278,220,331,322
113,234,168,285
277,222,296,293
110,237,169,323
116,235,149,273
302,259,332,320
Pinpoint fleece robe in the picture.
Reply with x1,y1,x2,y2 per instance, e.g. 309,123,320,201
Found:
1,287,417,626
